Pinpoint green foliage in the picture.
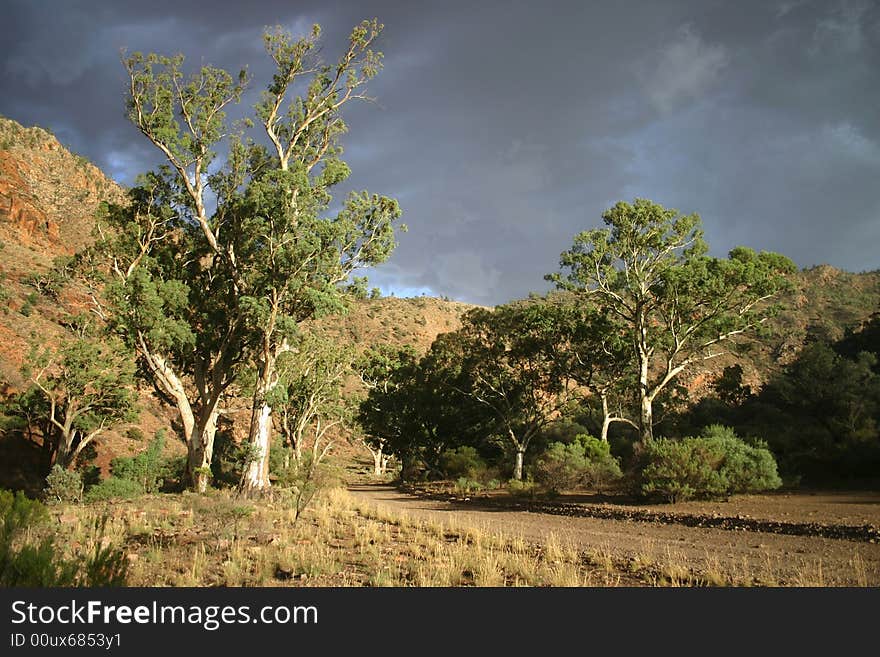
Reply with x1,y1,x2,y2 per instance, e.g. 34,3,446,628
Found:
506,478,539,498
357,344,460,480
0,490,127,586
531,435,622,494
428,300,583,479
98,20,405,492
637,427,781,503
108,430,168,494
548,198,796,441
84,476,144,502
680,315,880,485
0,281,10,312
275,452,340,523
18,336,138,468
83,430,179,500
638,438,726,503
454,477,484,494
698,425,782,493
345,276,370,300
44,465,83,504
27,256,73,301
440,446,487,480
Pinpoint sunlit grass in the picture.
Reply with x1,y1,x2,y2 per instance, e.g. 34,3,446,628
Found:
46,489,876,588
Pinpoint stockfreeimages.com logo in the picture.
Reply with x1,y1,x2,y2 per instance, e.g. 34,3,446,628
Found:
11,600,317,632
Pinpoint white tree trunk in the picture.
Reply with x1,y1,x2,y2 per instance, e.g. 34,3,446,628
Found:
372,447,384,477
640,394,654,443
240,400,273,496
190,407,220,494
638,343,654,442
513,448,525,481
600,394,612,443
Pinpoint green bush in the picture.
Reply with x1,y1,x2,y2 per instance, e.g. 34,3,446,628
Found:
454,477,483,494
84,476,144,502
0,489,127,586
638,426,782,503
699,425,782,494
44,465,83,504
275,452,342,523
638,438,727,503
506,478,538,498
531,435,622,494
108,430,167,494
440,446,487,480
88,429,181,498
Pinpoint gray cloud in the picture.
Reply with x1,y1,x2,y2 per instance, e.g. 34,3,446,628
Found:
641,24,729,113
1,0,878,304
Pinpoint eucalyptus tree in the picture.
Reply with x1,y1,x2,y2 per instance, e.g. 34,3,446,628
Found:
356,345,424,479
548,198,796,442
355,344,420,476
433,302,580,480
91,173,248,493
19,337,137,470
118,19,403,494
550,295,635,442
272,332,354,474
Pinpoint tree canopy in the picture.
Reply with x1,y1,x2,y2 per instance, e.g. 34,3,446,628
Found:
549,198,796,441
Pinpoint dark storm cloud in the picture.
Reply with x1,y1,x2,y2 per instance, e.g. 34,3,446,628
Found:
2,0,878,304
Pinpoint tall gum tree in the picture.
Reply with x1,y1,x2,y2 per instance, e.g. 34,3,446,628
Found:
120,20,403,495
85,176,245,493
237,20,402,495
548,198,796,443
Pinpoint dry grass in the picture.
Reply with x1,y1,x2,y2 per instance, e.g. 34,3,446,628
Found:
46,489,876,588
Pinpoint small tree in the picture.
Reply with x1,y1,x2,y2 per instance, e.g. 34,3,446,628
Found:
268,332,353,483
430,301,579,480
355,344,418,476
549,199,796,442
357,344,473,480
19,337,138,469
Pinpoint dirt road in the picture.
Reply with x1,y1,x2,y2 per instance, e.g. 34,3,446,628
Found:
347,485,880,586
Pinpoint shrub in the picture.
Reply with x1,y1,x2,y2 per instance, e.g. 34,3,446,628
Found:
575,434,624,490
108,430,167,494
159,455,188,491
532,442,588,494
84,476,143,502
637,426,782,502
532,435,622,494
440,446,487,480
699,425,782,494
638,438,727,503
506,478,538,498
44,465,83,504
275,452,342,523
0,490,127,586
454,477,483,494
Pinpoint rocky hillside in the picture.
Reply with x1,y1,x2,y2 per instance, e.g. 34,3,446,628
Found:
0,117,127,387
